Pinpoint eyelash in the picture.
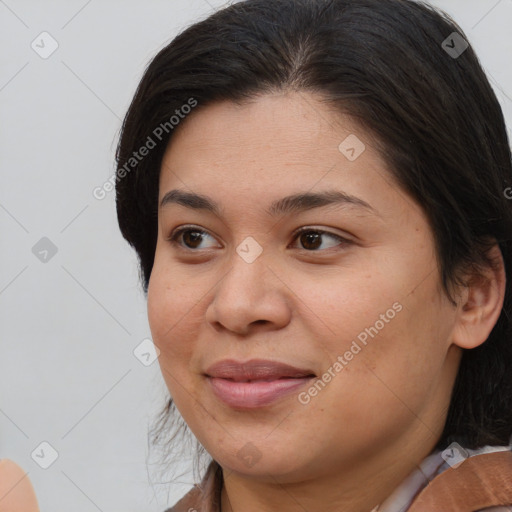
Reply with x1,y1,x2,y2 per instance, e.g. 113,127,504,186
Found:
166,225,351,253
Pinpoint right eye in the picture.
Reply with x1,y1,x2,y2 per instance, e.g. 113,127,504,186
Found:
166,225,221,251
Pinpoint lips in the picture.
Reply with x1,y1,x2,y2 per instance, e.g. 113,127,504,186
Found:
204,358,316,381
204,359,316,408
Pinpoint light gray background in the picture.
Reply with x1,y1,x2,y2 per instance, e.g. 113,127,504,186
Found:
1,1,511,511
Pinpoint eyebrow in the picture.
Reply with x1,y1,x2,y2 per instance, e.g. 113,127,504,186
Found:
159,189,378,217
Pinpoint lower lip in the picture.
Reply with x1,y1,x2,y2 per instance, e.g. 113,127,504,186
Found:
207,376,314,408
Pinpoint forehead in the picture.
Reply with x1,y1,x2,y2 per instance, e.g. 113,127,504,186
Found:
159,92,385,193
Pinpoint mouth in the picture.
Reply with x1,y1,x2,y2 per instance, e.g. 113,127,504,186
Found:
204,359,316,408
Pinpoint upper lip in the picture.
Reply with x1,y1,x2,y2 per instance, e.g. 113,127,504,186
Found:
205,359,316,381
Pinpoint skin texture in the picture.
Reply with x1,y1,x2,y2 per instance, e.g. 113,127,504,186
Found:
147,91,505,512
0,459,40,512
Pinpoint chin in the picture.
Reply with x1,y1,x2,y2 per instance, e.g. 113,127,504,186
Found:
216,444,312,481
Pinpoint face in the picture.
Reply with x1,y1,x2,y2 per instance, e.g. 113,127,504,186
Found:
147,91,463,483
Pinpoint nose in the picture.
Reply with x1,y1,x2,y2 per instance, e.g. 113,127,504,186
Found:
205,248,292,336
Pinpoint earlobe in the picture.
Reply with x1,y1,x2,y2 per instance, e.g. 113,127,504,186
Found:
451,244,506,350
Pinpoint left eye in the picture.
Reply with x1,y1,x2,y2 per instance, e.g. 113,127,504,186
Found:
167,226,348,252
290,228,348,251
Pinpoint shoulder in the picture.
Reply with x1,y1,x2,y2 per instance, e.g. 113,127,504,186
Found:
164,460,222,512
164,484,203,512
0,459,40,512
406,447,512,512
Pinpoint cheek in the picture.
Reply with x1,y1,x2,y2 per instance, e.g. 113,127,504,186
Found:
306,317,444,448
148,255,198,336
146,268,170,345
306,269,450,402
147,281,192,407
147,258,216,398
336,296,452,421
291,266,401,344
147,263,194,364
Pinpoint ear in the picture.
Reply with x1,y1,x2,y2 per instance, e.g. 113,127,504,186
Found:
451,243,506,350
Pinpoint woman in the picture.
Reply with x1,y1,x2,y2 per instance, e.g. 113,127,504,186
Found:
115,0,512,510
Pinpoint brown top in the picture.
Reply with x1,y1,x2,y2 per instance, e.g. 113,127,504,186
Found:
165,450,512,512
407,451,512,512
